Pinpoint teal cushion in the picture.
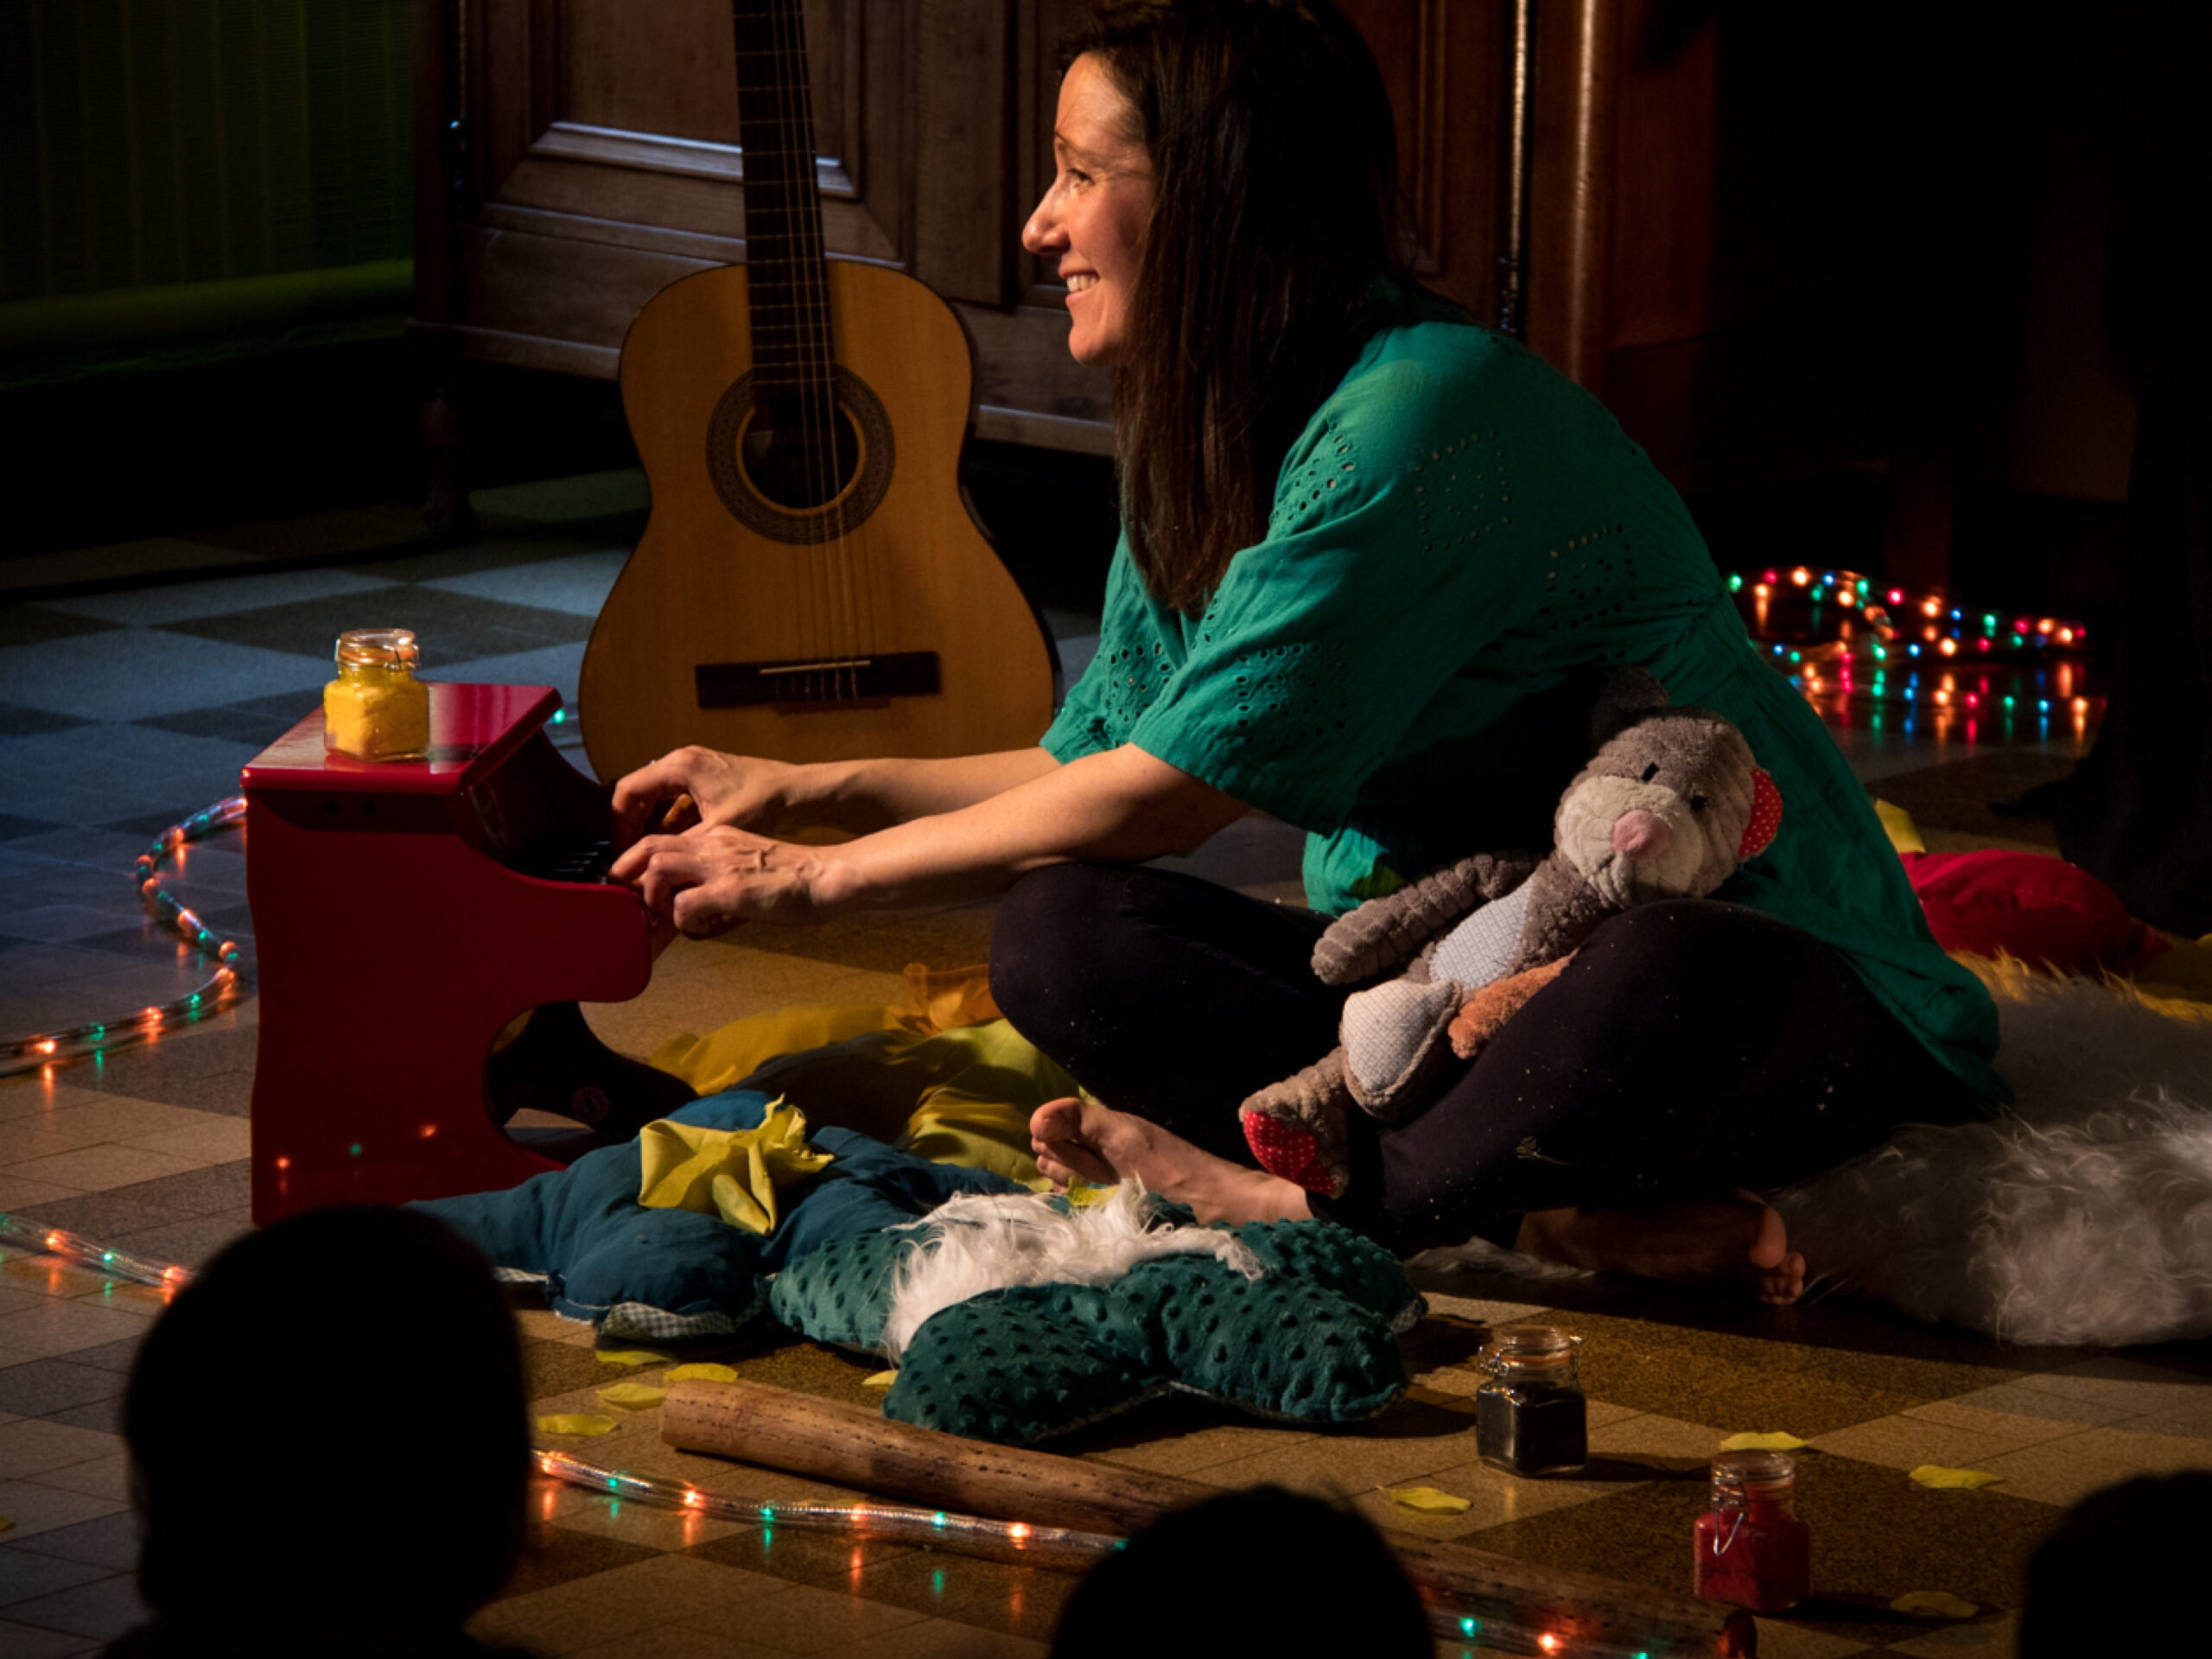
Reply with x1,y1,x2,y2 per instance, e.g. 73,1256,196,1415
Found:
770,1201,1423,1445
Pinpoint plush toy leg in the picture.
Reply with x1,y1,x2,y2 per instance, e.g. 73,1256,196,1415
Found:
1447,953,1576,1059
1240,1050,1354,1199
1341,975,1464,1123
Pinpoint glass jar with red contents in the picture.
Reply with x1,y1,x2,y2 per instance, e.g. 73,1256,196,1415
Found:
1694,1449,1812,1613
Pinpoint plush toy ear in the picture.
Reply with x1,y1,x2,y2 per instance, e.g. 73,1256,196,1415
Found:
1738,766,1783,860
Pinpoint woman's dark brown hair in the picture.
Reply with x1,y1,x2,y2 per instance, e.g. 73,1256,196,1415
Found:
1063,0,1407,614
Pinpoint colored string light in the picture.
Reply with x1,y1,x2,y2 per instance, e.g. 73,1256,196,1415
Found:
1726,566,2099,737
532,1454,1666,1656
0,1211,194,1291
1431,1609,1660,1658
2,797,249,1077
531,1449,1124,1569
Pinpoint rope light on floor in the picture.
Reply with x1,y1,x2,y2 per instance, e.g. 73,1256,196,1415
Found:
2,796,248,1077
0,1211,194,1291
534,1447,1125,1569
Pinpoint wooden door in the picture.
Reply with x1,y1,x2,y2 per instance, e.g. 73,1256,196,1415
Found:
415,1,1519,457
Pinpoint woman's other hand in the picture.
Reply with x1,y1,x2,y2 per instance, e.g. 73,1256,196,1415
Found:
608,824,842,936
610,747,798,850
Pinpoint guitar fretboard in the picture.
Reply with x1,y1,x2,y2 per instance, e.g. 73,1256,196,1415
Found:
733,0,836,427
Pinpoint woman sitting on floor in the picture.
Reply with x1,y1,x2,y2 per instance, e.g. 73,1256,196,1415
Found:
610,0,2005,1303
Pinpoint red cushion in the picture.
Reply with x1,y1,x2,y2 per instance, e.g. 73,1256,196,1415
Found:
1901,849,2171,976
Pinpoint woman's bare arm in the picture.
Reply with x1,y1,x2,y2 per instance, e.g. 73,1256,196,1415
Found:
609,744,1246,935
610,747,1060,847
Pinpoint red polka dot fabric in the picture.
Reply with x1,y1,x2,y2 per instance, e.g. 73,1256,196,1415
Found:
1738,766,1783,860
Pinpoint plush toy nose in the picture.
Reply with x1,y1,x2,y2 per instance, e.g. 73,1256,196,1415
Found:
1611,810,1671,861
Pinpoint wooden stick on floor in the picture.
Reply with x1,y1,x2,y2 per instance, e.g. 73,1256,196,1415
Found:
662,1378,1756,1657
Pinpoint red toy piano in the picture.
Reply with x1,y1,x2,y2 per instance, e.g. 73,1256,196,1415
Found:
242,684,653,1223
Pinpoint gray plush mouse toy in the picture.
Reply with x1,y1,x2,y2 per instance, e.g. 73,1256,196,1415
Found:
1239,668,1783,1199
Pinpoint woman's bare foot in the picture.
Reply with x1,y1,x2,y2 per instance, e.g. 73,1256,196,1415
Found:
1515,1190,1807,1306
1029,1097,1311,1225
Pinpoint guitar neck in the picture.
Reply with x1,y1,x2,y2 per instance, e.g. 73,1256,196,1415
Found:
733,0,834,412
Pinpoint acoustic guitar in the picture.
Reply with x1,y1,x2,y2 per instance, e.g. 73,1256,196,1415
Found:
579,0,1057,787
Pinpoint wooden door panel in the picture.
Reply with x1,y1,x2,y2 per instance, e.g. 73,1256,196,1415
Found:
556,0,853,162
443,0,901,378
1338,0,1509,324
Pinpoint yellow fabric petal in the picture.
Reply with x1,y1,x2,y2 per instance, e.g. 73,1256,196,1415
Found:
651,988,1084,1186
1910,1465,2002,1490
637,1099,835,1236
863,1370,897,1389
665,1363,740,1384
1893,1592,1980,1619
1873,798,1925,855
902,1087,1050,1190
1719,1432,1809,1452
537,1414,619,1436
595,1383,668,1411
897,962,1002,1034
0,1513,12,1535
651,1004,901,1096
1381,1485,1473,1514
595,1348,671,1368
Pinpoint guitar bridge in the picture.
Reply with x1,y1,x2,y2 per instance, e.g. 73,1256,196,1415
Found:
695,652,941,712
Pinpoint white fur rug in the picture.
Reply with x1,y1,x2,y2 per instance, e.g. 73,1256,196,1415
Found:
882,1183,1262,1362
1412,958,2212,1346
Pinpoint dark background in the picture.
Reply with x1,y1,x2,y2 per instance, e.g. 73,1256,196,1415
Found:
0,0,2180,641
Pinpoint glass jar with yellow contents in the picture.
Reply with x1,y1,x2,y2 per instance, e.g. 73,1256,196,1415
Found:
323,628,430,761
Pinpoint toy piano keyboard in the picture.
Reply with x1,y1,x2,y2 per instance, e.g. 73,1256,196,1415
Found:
241,684,652,1223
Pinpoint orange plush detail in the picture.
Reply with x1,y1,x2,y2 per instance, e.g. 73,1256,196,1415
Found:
1901,849,2171,977
1446,952,1578,1060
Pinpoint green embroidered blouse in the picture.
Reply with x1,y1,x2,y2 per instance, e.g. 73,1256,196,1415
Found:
1042,286,2006,1103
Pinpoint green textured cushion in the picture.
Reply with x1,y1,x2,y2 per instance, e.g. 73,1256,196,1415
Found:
770,1206,1423,1446
766,1224,911,1351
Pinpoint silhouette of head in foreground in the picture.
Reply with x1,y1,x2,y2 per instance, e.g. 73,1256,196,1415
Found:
1051,1484,1430,1656
118,1205,529,1656
2018,1470,2212,1657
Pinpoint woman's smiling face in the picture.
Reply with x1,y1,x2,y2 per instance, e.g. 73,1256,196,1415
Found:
1021,54,1154,367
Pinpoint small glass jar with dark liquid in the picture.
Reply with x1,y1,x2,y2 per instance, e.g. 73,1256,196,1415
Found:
1474,1325,1587,1476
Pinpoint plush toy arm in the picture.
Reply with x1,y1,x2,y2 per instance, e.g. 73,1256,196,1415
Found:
1448,953,1575,1059
1313,852,1541,984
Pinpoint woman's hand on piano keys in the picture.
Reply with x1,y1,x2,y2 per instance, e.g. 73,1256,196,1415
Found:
611,747,801,850
609,824,834,936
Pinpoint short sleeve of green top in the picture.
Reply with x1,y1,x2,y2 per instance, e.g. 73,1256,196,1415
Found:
1043,285,2007,1105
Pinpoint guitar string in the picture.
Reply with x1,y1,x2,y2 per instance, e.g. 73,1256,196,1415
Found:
793,0,866,705
743,0,817,701
777,0,860,703
782,0,841,701
764,0,830,702
776,0,851,703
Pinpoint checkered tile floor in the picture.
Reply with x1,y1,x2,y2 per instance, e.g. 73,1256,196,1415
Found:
0,473,2204,1658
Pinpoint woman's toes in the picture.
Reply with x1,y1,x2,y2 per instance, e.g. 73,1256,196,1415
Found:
1028,1097,1120,1185
1029,1096,1086,1143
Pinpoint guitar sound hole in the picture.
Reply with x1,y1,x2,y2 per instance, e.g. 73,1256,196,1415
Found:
741,397,862,511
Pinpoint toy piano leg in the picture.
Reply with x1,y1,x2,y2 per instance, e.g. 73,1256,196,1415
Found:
246,807,654,1223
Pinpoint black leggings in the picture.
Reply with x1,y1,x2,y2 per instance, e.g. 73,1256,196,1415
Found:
988,863,1986,1255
